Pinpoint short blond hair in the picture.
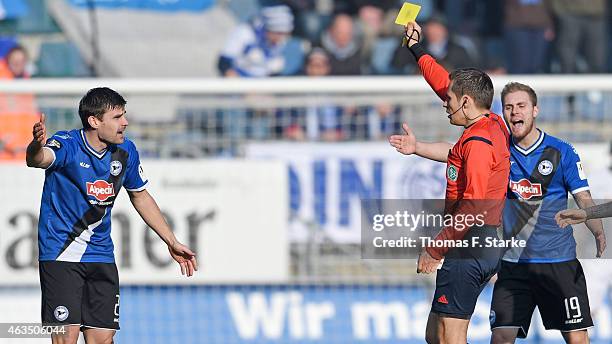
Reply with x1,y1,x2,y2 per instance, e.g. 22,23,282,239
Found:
501,82,537,106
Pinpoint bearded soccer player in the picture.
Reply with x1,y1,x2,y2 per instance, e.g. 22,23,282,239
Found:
26,88,198,344
488,83,605,344
389,22,510,344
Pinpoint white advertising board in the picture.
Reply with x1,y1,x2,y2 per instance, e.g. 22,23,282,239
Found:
0,160,288,285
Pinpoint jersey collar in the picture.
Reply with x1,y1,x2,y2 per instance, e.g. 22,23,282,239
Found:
512,128,544,155
80,129,108,159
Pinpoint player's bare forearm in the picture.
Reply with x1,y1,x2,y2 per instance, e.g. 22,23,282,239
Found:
585,202,612,220
416,142,452,163
26,139,43,167
128,189,177,246
574,190,606,256
25,140,53,168
129,189,198,276
575,191,603,228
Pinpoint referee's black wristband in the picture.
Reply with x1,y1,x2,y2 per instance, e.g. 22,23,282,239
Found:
408,42,427,61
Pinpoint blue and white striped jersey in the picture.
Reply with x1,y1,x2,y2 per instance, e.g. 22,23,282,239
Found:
502,129,589,263
38,129,147,262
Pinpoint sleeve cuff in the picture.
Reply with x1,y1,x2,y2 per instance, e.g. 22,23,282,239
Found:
408,42,427,61
43,147,56,170
125,180,148,192
571,186,590,195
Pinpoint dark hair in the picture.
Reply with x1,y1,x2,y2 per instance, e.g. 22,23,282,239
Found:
501,82,537,107
449,68,494,109
78,87,126,129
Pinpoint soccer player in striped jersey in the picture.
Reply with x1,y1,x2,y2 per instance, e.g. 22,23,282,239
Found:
490,82,605,344
27,87,197,344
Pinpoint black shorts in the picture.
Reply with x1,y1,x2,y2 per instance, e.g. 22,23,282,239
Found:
39,261,120,330
490,259,593,338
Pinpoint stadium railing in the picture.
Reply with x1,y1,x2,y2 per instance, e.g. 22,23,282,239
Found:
0,75,610,158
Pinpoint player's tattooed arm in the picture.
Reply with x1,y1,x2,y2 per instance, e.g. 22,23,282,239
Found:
585,202,612,220
26,113,54,169
389,123,452,162
574,190,607,257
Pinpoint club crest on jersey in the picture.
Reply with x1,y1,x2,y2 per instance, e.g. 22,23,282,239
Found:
110,160,123,176
510,179,542,200
87,180,115,201
45,139,61,150
538,160,554,176
447,164,458,182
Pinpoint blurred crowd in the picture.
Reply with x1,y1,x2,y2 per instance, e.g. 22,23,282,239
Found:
218,0,611,77
209,0,612,147
1,0,611,159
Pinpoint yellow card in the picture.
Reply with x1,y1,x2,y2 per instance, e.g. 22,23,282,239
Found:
395,2,421,26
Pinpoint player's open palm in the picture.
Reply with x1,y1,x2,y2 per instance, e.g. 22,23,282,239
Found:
168,241,198,277
32,113,47,147
389,123,417,155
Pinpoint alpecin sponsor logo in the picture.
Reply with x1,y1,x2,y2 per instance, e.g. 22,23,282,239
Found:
87,180,115,201
510,179,542,200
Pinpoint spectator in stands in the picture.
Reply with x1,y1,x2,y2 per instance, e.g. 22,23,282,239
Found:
0,45,30,78
504,0,554,74
285,48,343,141
332,0,397,58
218,5,299,77
550,0,607,73
0,44,39,161
391,14,478,74
321,13,367,75
260,0,325,45
442,0,485,37
366,103,402,140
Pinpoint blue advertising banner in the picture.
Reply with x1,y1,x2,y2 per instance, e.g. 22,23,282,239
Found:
117,284,612,343
247,142,447,243
68,0,215,12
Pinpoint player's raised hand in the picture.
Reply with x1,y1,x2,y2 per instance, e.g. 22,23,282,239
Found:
168,241,198,277
404,21,422,47
389,123,417,155
32,113,47,147
555,209,587,227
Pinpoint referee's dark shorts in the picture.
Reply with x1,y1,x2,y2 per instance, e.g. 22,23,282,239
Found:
431,225,502,319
